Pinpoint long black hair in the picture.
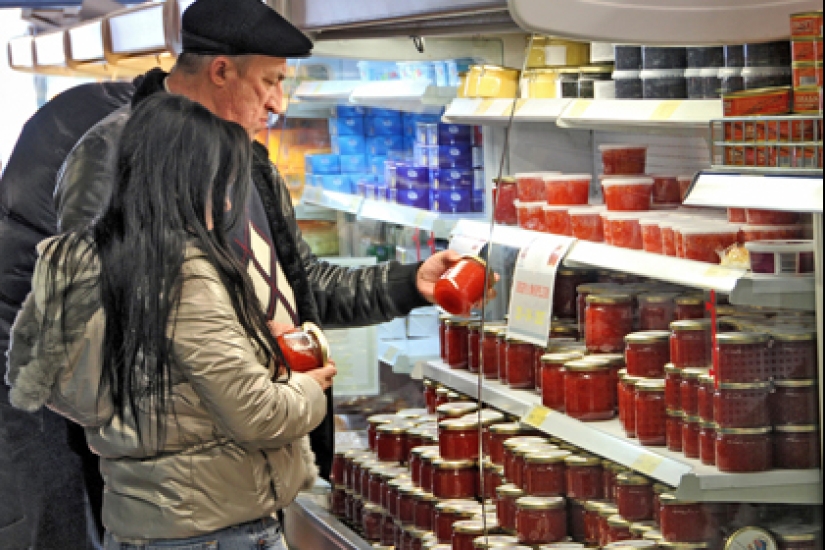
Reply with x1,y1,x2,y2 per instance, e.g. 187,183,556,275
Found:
42,93,286,445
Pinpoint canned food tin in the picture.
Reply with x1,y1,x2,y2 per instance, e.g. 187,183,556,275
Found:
794,86,823,114
792,62,823,87
724,145,776,167
792,38,823,62
723,87,792,116
791,11,824,39
724,118,816,142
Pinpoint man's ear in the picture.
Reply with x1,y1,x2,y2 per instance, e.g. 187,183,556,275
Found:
208,56,232,87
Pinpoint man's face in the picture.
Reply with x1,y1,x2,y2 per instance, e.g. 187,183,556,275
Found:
216,55,287,138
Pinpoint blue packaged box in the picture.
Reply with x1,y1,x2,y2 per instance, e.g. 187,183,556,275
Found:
366,135,405,157
332,134,367,156
403,135,417,152
430,169,474,189
367,155,388,176
415,122,436,145
329,116,365,136
413,144,435,169
403,112,441,125
429,145,473,170
396,187,431,210
305,154,340,175
340,155,368,174
427,123,473,146
430,187,473,213
472,189,485,213
366,116,404,136
318,174,352,193
396,166,431,190
335,105,367,117
367,108,402,120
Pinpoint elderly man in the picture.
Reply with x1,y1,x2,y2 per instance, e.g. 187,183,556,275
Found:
54,0,457,540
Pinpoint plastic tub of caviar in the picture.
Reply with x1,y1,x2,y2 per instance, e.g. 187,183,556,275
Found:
719,67,745,94
494,177,519,225
544,174,592,205
600,145,649,176
542,205,573,236
569,206,607,242
742,66,793,90
642,46,688,69
515,200,548,232
602,178,654,212
606,213,644,250
745,208,801,226
516,172,560,202
649,175,682,205
616,45,644,70
641,69,688,99
614,70,644,99
745,240,815,275
744,41,792,67
680,225,741,264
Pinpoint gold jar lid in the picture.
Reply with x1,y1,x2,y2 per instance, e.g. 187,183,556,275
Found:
377,423,414,435
625,331,672,344
629,521,659,536
670,320,711,332
684,415,701,424
699,420,717,430
447,391,469,401
643,529,665,542
675,295,705,306
772,330,816,342
435,387,451,396
542,352,585,364
379,467,409,480
659,493,699,506
639,293,679,304
607,514,632,529
565,455,601,468
398,408,428,419
423,378,436,388
652,483,673,495
490,422,526,435
771,524,820,542
367,414,398,426
483,324,507,335
603,460,630,474
444,317,479,328
635,379,666,392
775,424,818,433
717,381,771,390
472,534,521,549
435,499,478,514
524,450,572,464
659,543,709,550
482,461,505,474
621,373,645,387
583,353,626,367
698,374,715,386
515,496,566,510
405,526,429,540
564,359,612,372
362,502,384,514
667,409,685,419
513,443,558,457
598,504,620,518
616,472,652,486
437,402,480,418
433,458,477,470
389,477,413,489
503,436,550,448
583,500,611,513
664,363,681,375
716,332,770,345
398,484,425,496
681,368,710,380
506,337,534,345
452,520,490,535
586,293,633,305
496,484,526,498
416,492,440,503
471,410,507,427
774,379,817,388
439,418,481,432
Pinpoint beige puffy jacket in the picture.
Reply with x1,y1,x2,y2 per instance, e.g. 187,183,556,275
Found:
6,237,328,542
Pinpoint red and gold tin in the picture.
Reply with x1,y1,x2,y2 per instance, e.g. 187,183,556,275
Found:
792,38,823,62
791,11,824,39
723,87,792,117
792,62,824,88
794,86,823,114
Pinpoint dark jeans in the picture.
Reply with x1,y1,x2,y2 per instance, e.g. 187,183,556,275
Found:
103,517,284,550
0,393,99,550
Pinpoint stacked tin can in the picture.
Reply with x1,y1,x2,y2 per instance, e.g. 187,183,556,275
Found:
790,11,824,115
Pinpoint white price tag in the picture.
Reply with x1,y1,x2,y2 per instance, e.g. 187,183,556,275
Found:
507,234,577,346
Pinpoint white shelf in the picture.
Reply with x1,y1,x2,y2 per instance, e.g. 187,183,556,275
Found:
423,361,823,504
443,98,573,126
450,220,817,311
350,81,457,113
556,100,723,131
378,337,440,374
294,80,362,102
302,186,365,214
686,171,825,214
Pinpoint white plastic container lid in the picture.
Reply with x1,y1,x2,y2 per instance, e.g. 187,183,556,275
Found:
612,70,642,80
744,240,814,253
569,205,607,216
639,69,687,79
602,177,655,187
514,200,547,208
544,174,592,182
742,66,792,77
678,225,741,236
515,172,561,179
598,144,649,152
606,212,646,221
649,174,679,180
640,217,669,227
542,204,572,211
700,67,722,78
685,68,704,78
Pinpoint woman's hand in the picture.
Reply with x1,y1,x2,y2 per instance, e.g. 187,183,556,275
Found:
306,361,337,391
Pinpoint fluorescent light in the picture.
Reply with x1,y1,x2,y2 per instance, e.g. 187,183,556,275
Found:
69,20,104,62
108,3,166,54
34,32,66,67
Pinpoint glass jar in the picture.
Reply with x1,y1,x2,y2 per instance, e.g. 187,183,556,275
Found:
434,501,476,543
423,379,439,414
597,505,621,547
376,423,412,464
488,423,527,466
331,485,347,518
482,460,505,500
665,363,682,412
772,330,817,380
398,484,425,525
606,515,634,545
774,425,821,470
638,294,678,331
772,525,821,550
658,494,711,543
629,521,658,540
680,368,709,417
432,459,478,500
619,371,644,438
387,478,409,517
523,451,571,497
586,294,635,353
331,449,348,486
472,534,522,549
568,498,587,543
715,426,773,473
420,450,441,494
362,502,385,541
277,322,329,373
516,496,568,545
635,379,668,447
682,416,701,459
713,381,772,428
699,421,717,466
674,296,706,321
504,437,551,482
476,410,506,456
616,473,654,522
771,379,819,426
497,331,509,382
437,402,478,421
444,318,472,370
584,501,611,545
508,338,538,390
434,256,488,316
564,360,617,421
413,492,438,531
482,325,504,380
696,374,715,423
541,352,584,411
367,415,397,452
512,444,558,490
716,332,771,383
434,387,451,409
453,520,496,550
555,269,597,321
565,455,605,500
625,331,672,378
467,321,483,374
439,418,481,462
496,484,526,534
381,511,397,547
670,320,712,370
603,460,630,502
666,410,685,453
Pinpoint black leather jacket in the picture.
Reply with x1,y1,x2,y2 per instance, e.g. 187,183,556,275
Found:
53,71,430,479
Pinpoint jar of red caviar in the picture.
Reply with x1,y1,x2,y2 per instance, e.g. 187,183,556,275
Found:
658,494,711,543
582,353,625,392
555,269,597,321
362,502,385,541
516,496,568,545
597,505,621,547
351,457,373,497
406,428,427,460
541,352,583,411
368,465,393,504
331,449,348,486
435,256,489,317
774,425,821,470
606,515,634,545
381,511,397,547
638,294,678,331
447,390,470,404
433,500,476,543
666,410,685,453
635,379,668,447
439,418,481,462
332,485,347,517
496,484,526,534
424,379,438,414
444,318,474,370
380,468,408,508
772,330,818,380
497,330,510,382
482,460,505,500
675,296,706,321
406,526,429,550
651,484,670,527
714,380,773,429
436,403,477,423
682,416,701,459
625,331,672,378
475,410,506,455
503,437,551,482
698,421,716,466
577,283,620,335
564,360,617,421
565,455,605,500
413,492,438,531
343,489,355,523
568,498,587,543
467,321,483,374
453,520,497,550
523,451,571,497
716,332,771,383
680,368,709,417
434,387,451,409
508,338,539,390
616,473,654,522
772,379,819,426
398,483,423,525
715,426,773,473
488,423,527,466
603,460,630,502
619,371,644,438
772,525,821,550
512,444,558,490
482,325,505,380
696,374,715,423
387,477,409,517
376,423,412,464
367,415,397,452
670,320,712,370
586,294,635,353
432,459,478,500
665,364,682,412
584,501,611,545
420,450,441,494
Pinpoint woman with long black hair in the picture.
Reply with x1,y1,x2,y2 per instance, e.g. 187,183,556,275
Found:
6,93,335,549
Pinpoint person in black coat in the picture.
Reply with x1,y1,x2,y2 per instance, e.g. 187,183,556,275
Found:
0,80,135,549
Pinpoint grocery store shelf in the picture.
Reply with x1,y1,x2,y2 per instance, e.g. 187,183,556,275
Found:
450,220,817,311
284,495,372,550
302,186,365,214
294,80,362,102
686,171,824,214
350,81,457,113
442,98,572,125
557,99,723,131
359,199,487,240
423,361,823,504
378,337,440,374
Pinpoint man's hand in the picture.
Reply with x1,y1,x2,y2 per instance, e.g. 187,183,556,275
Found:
306,361,337,391
417,250,499,306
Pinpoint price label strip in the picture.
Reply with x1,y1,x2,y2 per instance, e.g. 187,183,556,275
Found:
523,405,552,428
449,234,489,257
507,234,577,346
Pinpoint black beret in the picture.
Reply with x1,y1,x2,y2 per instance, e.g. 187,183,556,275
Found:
182,0,313,59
